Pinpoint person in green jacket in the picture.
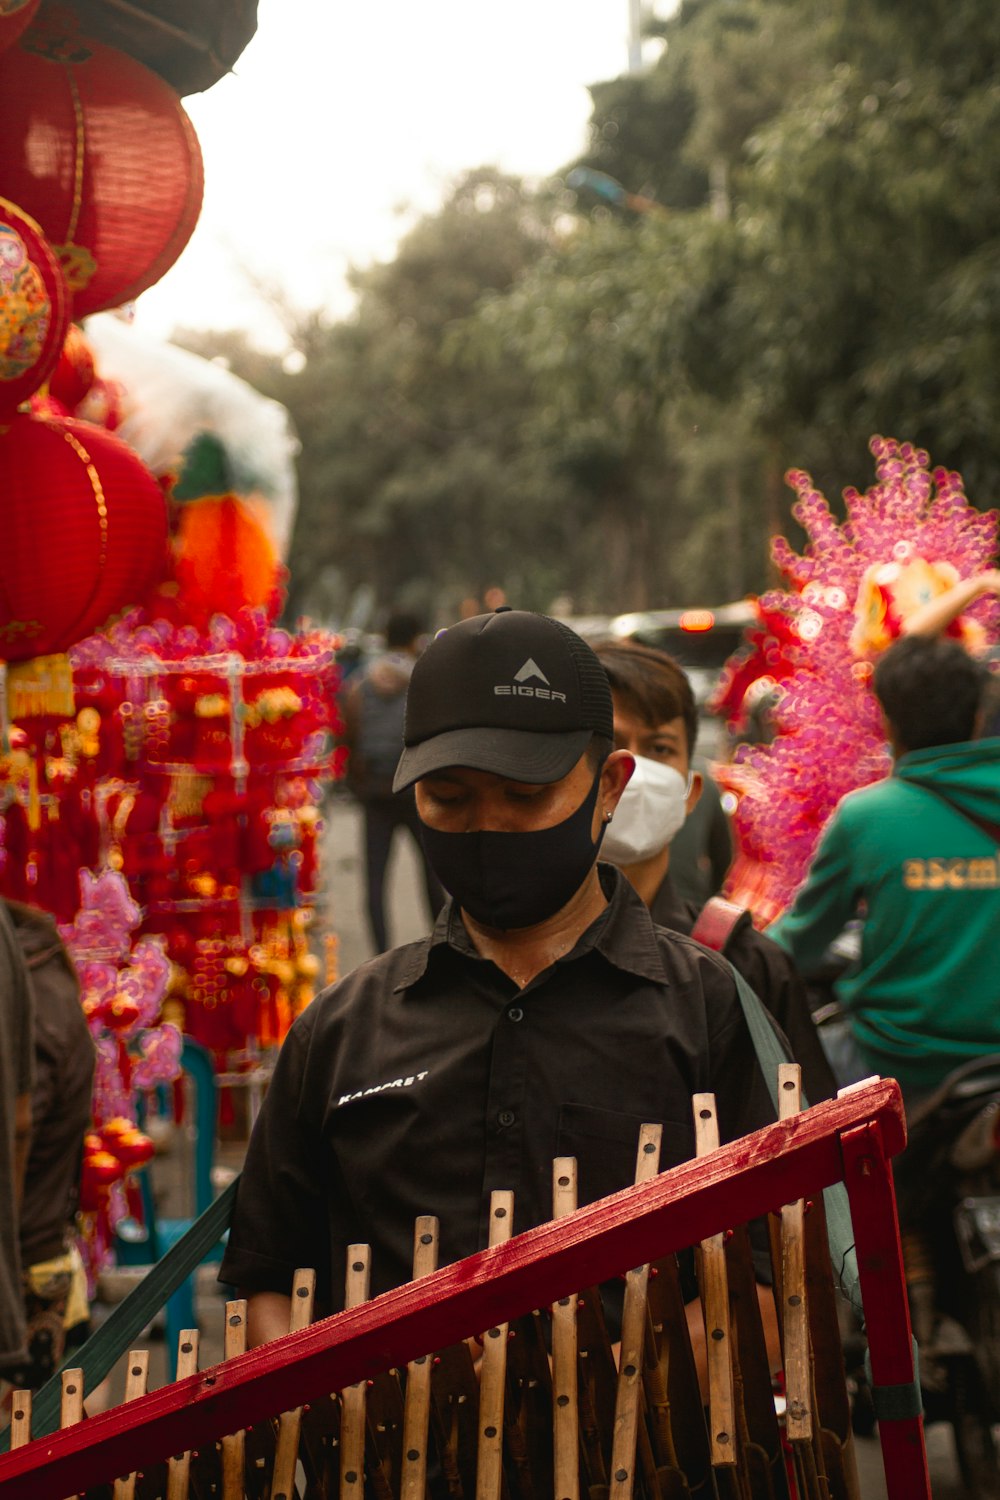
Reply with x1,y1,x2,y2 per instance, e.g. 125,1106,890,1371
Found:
770,634,1000,1101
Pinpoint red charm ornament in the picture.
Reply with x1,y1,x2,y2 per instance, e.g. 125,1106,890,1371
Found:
0,409,168,659
0,194,71,417
0,14,203,317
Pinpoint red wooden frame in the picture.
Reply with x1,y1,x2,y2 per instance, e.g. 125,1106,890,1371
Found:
0,1077,929,1499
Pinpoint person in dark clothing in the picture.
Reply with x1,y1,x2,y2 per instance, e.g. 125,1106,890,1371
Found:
342,611,445,951
771,636,1000,1100
668,760,733,906
595,639,836,1106
0,900,33,1397
222,608,787,1380
3,901,94,1389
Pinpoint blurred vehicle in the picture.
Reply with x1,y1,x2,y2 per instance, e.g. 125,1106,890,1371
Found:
839,1053,1000,1489
610,602,757,756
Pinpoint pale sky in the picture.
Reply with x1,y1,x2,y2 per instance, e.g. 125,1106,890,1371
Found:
135,1,656,348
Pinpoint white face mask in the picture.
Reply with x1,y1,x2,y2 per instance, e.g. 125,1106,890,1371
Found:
602,755,691,867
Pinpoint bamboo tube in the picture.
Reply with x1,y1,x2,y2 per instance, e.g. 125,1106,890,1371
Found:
551,1157,580,1500
166,1330,201,1500
692,1095,738,1475
112,1349,149,1500
8,1391,31,1451
476,1190,514,1500
341,1246,372,1497
610,1122,663,1500
271,1268,317,1500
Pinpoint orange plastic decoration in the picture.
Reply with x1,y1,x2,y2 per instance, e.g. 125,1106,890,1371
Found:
173,494,281,625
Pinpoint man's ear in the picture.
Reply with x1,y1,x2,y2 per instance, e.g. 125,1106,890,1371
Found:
881,709,904,758
600,748,634,817
686,768,704,817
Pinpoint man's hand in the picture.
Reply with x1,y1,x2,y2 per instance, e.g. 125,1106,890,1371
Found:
246,1290,294,1349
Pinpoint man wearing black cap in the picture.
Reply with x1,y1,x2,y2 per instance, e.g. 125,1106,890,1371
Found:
221,609,782,1355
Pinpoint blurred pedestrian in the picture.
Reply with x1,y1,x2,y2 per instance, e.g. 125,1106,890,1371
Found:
668,759,733,906
342,611,445,951
595,638,836,1104
770,635,1000,1102
4,901,93,1391
0,898,34,1403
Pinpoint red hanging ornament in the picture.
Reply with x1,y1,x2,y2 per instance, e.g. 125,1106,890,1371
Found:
0,194,71,416
47,321,96,412
0,0,39,56
0,13,203,317
0,409,168,659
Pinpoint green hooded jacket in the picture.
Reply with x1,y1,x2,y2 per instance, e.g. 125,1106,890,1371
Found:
770,738,1000,1091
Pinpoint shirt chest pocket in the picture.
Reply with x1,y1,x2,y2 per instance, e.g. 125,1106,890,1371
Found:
556,1102,693,1210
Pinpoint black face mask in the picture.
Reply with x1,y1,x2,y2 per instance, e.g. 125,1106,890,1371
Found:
419,772,606,930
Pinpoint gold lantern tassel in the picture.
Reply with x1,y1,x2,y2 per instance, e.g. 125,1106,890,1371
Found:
26,751,41,833
7,654,76,720
167,770,212,821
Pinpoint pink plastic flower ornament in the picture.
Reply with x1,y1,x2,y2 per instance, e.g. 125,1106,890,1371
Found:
723,437,999,921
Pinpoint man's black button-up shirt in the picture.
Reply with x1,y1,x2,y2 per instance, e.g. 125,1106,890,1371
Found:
220,867,779,1311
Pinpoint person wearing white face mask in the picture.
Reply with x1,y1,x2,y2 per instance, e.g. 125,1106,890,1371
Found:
595,639,837,1106
601,754,694,876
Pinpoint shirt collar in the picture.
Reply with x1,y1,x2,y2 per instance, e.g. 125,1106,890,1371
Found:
392,862,669,992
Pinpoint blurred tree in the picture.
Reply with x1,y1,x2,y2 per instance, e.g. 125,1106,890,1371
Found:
466,209,769,607
733,0,1000,502
569,0,818,217
179,170,573,624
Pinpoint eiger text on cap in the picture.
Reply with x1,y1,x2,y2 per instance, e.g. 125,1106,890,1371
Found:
392,608,614,791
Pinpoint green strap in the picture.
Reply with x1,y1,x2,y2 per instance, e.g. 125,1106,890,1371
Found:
731,966,864,1318
0,1177,239,1449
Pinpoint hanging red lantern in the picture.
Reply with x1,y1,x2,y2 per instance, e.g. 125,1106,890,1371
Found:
0,409,168,660
0,0,39,56
0,12,204,317
0,194,71,417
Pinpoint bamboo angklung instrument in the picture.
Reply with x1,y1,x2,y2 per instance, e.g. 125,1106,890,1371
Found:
0,1077,929,1500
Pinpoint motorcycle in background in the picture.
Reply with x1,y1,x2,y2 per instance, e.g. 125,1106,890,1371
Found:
805,934,1000,1486
897,1053,1000,1490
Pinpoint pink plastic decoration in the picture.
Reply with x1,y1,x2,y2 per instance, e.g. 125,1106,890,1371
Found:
723,437,1000,922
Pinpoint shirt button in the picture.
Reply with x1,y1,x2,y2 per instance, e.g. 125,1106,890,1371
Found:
497,1109,516,1128
507,1006,523,1023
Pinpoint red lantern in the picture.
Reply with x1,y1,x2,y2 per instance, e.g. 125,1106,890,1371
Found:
0,0,39,56
0,13,203,317
110,1128,155,1168
78,1147,122,1212
0,410,168,659
0,194,71,416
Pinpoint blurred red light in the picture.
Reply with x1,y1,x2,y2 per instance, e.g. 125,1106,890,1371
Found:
679,610,715,632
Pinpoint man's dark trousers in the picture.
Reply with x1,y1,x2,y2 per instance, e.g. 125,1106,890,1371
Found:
362,790,445,952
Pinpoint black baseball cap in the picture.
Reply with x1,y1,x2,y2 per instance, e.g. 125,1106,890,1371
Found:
393,609,614,791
